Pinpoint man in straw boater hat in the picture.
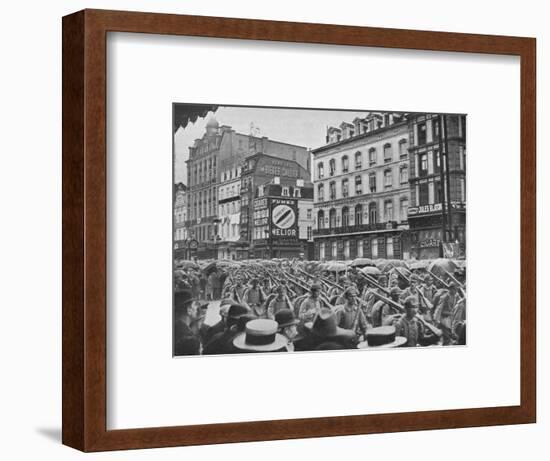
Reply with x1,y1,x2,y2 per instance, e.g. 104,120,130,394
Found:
297,307,356,351
203,303,251,355
357,325,407,349
233,319,288,353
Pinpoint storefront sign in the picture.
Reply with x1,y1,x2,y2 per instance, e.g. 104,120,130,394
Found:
419,238,440,248
259,158,299,178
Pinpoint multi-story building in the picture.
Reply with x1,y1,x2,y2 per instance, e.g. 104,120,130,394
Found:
251,178,314,259
185,117,311,260
240,153,311,258
217,174,242,260
407,114,467,259
312,112,411,261
185,118,222,259
173,182,188,259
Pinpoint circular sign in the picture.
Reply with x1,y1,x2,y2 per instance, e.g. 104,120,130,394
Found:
188,239,199,250
271,204,296,229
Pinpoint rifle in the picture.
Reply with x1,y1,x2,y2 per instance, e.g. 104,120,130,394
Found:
428,269,451,289
357,271,390,296
370,291,442,337
441,268,467,299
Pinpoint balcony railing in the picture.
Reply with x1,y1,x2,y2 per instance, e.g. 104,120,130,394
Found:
313,222,393,236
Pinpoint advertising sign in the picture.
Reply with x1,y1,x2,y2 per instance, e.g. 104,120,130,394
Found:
270,198,298,240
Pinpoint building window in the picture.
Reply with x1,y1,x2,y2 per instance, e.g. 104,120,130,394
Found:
384,200,393,221
434,149,441,173
357,239,363,257
417,122,427,145
371,237,378,258
369,172,377,192
419,182,429,205
386,237,394,258
432,117,441,141
383,143,393,162
332,241,338,259
329,208,336,229
435,179,443,203
355,151,362,169
355,204,363,225
384,169,393,188
318,210,325,229
368,202,377,224
320,242,325,259
419,153,428,177
318,183,324,202
355,175,362,194
318,162,324,179
399,139,408,158
344,240,350,259
460,178,466,202
307,226,312,240
342,179,349,198
342,155,349,173
342,207,350,227
400,197,409,221
258,185,264,197
329,159,336,176
307,208,312,220
282,187,289,196
399,165,408,184
294,188,301,198
369,147,377,166
329,181,336,200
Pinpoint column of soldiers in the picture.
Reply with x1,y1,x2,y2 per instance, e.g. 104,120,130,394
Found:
173,261,466,356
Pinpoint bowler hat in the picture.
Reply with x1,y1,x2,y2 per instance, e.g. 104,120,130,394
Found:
358,326,407,349
275,309,299,329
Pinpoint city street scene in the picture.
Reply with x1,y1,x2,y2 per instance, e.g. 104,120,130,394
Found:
173,104,467,356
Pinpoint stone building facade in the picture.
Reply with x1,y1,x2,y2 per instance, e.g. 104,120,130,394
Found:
407,113,467,259
312,113,411,261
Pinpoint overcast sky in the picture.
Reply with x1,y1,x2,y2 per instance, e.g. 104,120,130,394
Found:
174,106,371,184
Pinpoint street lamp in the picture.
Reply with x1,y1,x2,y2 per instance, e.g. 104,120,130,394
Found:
213,218,221,260
264,229,272,259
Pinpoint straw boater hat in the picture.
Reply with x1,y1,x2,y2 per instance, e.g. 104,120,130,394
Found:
233,319,288,352
357,326,407,349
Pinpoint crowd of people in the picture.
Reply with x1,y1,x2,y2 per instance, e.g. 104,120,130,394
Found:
173,258,466,356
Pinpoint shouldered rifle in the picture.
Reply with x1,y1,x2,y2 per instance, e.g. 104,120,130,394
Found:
371,291,442,337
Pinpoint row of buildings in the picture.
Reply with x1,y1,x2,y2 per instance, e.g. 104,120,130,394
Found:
174,111,466,261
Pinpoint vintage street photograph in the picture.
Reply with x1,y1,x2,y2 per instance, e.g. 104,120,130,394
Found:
173,104,467,356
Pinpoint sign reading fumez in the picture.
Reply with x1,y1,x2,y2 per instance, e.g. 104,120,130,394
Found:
271,198,297,238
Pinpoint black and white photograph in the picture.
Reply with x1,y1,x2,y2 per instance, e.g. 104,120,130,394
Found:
173,104,467,356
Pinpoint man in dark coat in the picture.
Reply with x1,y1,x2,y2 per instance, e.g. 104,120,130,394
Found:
203,304,250,355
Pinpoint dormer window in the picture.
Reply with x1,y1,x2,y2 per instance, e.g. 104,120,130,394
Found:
282,187,289,197
294,188,301,198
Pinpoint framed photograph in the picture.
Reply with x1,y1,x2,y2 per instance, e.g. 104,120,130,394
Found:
62,9,536,452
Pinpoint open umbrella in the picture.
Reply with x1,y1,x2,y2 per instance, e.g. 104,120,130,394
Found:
326,262,348,272
360,266,382,276
409,260,430,271
175,260,199,270
349,258,376,268
428,258,458,280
